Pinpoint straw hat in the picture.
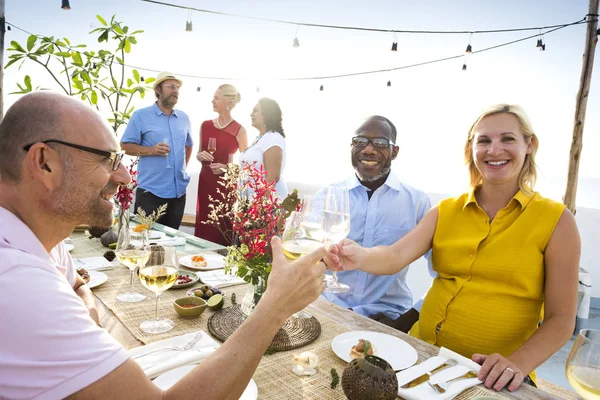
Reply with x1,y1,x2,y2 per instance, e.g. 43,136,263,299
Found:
153,71,183,89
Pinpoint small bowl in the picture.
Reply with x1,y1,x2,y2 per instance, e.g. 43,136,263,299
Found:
174,297,207,319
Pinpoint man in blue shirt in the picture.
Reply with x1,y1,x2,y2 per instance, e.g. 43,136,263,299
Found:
121,72,193,229
321,115,432,332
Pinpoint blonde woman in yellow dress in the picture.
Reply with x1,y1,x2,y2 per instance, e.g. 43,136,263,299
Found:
326,104,580,392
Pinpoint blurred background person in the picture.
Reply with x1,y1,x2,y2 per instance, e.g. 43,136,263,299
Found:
239,97,287,200
195,84,247,244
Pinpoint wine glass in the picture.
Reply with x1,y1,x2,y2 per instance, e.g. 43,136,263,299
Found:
162,138,172,169
565,329,600,399
115,227,150,303
139,245,179,334
323,186,351,293
207,137,217,155
281,208,324,319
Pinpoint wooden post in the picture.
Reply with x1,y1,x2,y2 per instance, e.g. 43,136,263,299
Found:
563,0,599,213
0,0,5,121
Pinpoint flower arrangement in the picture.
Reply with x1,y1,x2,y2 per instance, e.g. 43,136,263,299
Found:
115,158,139,211
204,163,301,286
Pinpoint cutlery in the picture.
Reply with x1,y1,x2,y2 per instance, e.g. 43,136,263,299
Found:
400,359,458,388
133,331,204,360
429,370,479,393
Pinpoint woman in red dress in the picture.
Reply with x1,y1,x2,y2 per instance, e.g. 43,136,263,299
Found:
195,84,248,244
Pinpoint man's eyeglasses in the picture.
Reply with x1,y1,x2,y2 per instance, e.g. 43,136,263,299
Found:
23,139,125,171
351,136,395,149
162,84,181,90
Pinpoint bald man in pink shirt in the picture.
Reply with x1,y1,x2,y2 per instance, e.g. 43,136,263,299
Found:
0,92,327,399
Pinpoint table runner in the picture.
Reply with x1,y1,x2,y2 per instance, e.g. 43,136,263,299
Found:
70,232,512,399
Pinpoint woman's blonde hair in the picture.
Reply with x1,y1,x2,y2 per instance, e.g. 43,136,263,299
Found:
464,104,539,194
218,84,241,109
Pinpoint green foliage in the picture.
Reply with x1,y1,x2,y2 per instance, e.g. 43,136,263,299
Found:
6,15,154,134
330,368,340,389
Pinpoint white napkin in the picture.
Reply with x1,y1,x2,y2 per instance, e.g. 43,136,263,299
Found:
73,257,116,271
397,347,483,400
197,269,246,288
129,331,220,379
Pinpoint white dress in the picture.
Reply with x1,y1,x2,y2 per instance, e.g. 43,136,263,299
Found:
238,131,288,199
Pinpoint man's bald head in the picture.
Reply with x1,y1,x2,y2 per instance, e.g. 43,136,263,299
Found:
0,92,93,182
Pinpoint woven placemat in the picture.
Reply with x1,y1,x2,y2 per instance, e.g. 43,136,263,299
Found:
208,305,322,352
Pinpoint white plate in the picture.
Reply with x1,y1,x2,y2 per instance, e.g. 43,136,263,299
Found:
86,271,108,289
153,364,258,399
64,243,75,252
331,331,418,371
179,253,225,271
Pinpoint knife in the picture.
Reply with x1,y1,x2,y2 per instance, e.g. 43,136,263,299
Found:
400,359,458,388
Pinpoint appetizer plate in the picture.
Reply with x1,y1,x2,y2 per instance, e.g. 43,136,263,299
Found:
331,330,418,371
153,364,258,399
179,253,225,271
86,271,108,289
170,270,199,289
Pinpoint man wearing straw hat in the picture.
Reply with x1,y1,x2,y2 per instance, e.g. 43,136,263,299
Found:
121,71,193,229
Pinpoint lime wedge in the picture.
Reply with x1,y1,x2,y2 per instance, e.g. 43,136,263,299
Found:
207,293,224,310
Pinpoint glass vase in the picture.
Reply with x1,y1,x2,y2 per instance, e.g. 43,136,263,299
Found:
241,276,267,317
117,205,130,234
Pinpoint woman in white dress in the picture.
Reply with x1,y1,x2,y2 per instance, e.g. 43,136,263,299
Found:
239,97,288,199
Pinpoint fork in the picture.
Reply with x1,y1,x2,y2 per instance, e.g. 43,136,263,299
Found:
132,331,204,360
428,371,479,393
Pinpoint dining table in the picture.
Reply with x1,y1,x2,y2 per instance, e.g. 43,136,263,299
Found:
70,223,577,400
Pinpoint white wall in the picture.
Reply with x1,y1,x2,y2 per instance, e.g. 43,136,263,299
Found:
185,172,599,298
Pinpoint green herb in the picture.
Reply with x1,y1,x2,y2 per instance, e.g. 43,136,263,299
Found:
330,368,340,389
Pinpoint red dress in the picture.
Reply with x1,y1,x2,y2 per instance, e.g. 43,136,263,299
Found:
195,120,241,245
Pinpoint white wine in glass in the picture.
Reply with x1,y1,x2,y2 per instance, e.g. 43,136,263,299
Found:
115,227,149,303
566,328,600,399
139,245,179,334
162,138,172,169
207,137,217,155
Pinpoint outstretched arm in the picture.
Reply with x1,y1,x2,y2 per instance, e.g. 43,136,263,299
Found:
327,207,438,275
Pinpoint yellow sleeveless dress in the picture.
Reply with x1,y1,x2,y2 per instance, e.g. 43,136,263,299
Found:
410,189,565,382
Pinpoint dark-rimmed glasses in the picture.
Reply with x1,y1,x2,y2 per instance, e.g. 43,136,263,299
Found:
351,136,395,149
23,139,125,171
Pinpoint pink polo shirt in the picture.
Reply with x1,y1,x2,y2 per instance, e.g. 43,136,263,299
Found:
0,207,129,399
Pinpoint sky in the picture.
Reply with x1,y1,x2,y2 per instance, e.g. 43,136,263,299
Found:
3,0,600,206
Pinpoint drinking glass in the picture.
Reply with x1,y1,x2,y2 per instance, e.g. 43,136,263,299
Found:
281,208,324,319
207,137,217,155
162,138,172,168
139,245,179,334
323,186,351,293
115,227,150,303
565,328,600,399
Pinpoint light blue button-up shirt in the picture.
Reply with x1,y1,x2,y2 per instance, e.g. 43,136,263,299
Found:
321,172,432,319
121,103,193,199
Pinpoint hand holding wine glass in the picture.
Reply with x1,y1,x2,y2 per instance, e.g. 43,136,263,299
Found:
565,328,600,399
139,245,179,334
162,138,172,168
115,227,150,303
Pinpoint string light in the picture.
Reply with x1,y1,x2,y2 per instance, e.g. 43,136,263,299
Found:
186,10,192,32
465,33,472,53
7,26,11,31
462,62,467,71
141,76,145,82
391,32,398,52
61,0,71,10
293,26,300,48
387,80,391,87
4,17,583,83
319,85,324,91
